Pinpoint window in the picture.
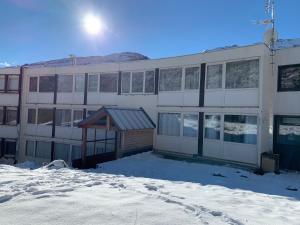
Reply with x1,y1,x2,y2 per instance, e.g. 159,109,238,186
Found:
204,115,221,140
7,75,19,91
75,75,85,92
185,67,200,90
37,108,53,125
158,113,181,136
278,64,300,92
4,140,16,155
100,73,118,92
6,107,17,125
159,68,182,91
73,110,83,127
145,70,155,93
0,107,3,125
29,77,38,92
54,143,69,161
27,108,36,124
277,116,300,146
26,141,35,157
39,76,55,92
71,145,82,160
57,75,73,92
121,72,131,93
0,75,5,90
35,141,51,159
183,114,198,137
131,72,144,93
88,74,98,92
224,115,257,145
55,109,71,127
206,64,222,89
226,59,259,89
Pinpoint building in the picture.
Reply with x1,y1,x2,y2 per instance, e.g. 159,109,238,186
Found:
0,38,300,170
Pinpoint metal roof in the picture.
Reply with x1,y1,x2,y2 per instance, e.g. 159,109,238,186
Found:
78,106,155,131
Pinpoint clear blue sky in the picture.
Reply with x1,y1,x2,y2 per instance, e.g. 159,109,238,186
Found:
0,0,299,66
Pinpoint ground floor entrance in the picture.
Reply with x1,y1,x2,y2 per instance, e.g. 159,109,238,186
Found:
273,115,300,171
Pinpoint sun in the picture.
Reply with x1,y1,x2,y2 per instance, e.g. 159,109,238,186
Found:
83,14,104,35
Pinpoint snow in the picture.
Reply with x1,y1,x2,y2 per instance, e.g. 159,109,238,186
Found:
1,152,300,225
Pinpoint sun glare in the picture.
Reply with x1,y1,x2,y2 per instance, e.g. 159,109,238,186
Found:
83,14,104,35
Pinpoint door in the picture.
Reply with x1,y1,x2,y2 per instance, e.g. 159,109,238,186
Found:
274,115,300,170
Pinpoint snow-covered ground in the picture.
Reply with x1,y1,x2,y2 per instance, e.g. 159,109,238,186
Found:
1,152,300,225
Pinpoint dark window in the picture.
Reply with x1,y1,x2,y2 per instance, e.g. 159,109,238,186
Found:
27,109,36,124
4,140,16,155
100,73,118,92
71,145,82,160
37,108,53,125
26,141,35,157
35,141,51,159
39,76,55,92
224,115,257,145
29,77,38,92
278,64,300,92
6,107,17,125
145,71,155,93
57,75,73,92
204,115,221,140
55,109,71,127
131,72,144,93
54,143,70,161
277,116,300,146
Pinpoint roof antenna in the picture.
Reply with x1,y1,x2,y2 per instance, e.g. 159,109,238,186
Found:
69,54,77,66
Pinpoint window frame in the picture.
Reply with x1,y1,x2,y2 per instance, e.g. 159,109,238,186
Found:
88,74,99,92
99,73,118,93
184,66,200,91
39,75,55,93
131,71,145,94
182,113,199,138
204,114,222,141
159,67,183,92
205,64,223,90
157,112,182,137
29,76,38,92
277,64,300,92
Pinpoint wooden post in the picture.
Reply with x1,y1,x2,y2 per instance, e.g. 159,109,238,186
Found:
82,128,87,167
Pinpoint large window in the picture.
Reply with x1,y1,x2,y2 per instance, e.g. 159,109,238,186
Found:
4,140,16,155
73,110,83,127
55,109,71,127
158,113,181,136
131,72,144,93
29,77,38,92
54,143,70,161
71,145,82,160
26,141,35,157
145,70,155,93
7,75,19,91
226,59,259,89
27,108,36,124
75,75,85,92
277,116,300,146
57,75,73,92
37,108,53,126
159,68,182,91
121,72,131,93
5,107,17,125
224,115,257,145
278,64,300,92
204,115,221,140
185,67,200,90
39,76,55,92
183,114,198,137
88,74,98,92
35,141,51,159
100,73,118,92
206,64,222,89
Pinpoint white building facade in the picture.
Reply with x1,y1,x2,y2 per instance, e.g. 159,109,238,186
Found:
1,40,300,170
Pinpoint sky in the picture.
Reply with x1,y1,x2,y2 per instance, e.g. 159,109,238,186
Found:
0,0,299,66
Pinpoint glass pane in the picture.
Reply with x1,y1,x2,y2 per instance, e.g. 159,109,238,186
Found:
0,76,5,90
39,76,55,92
145,70,155,93
278,117,300,146
29,77,38,92
224,115,257,144
7,75,19,91
36,141,51,159
131,72,144,93
226,59,259,89
6,107,17,125
159,68,182,91
88,74,98,92
73,110,83,127
72,145,82,160
75,74,85,92
207,64,222,89
183,114,198,137
5,140,16,155
55,109,71,127
204,115,221,140
121,72,131,93
54,143,69,161
0,107,3,125
27,109,36,124
278,65,300,91
57,75,73,92
26,141,35,157
37,108,53,125
158,113,181,136
100,73,118,92
185,67,200,90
